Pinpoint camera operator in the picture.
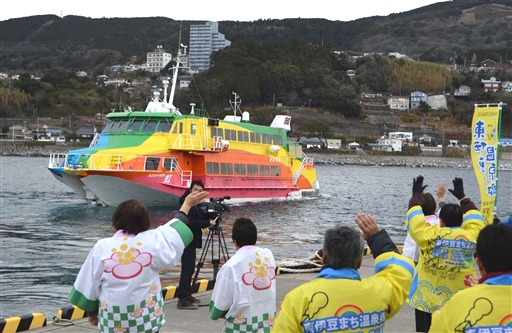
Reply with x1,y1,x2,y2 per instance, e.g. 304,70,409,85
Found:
176,180,215,310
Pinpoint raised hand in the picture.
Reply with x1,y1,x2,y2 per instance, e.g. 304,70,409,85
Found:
412,175,428,195
355,212,380,240
448,177,465,200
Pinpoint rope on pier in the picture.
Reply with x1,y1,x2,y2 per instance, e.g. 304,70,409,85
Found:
52,316,74,327
277,250,323,273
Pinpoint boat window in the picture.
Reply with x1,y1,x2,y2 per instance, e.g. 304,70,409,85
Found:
220,163,233,175
261,134,270,144
156,120,171,132
145,157,160,171
163,157,177,171
226,129,236,140
191,124,197,135
118,120,129,132
110,120,123,131
259,165,270,176
237,131,244,142
255,133,261,143
178,122,183,134
247,164,258,175
128,119,144,131
273,135,282,145
103,119,114,131
210,127,217,137
250,132,255,143
142,120,159,132
234,163,246,175
271,165,281,176
206,162,219,174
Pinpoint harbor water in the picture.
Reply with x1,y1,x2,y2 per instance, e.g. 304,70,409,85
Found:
1,156,511,319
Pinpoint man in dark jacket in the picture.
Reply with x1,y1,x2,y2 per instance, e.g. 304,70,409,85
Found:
176,179,212,309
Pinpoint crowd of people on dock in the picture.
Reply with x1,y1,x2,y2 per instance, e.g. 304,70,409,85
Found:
67,175,512,333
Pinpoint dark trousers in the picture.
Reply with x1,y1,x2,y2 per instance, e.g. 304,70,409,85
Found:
176,245,196,300
415,308,432,332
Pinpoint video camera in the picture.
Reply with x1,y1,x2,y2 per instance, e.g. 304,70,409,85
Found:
202,196,231,221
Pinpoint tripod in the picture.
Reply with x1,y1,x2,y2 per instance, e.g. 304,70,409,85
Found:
192,216,230,285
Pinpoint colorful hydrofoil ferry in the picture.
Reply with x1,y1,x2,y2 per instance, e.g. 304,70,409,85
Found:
47,45,319,207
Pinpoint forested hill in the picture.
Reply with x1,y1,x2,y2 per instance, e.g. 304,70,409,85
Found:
0,0,511,72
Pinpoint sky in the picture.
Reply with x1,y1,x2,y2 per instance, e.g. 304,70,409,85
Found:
1,0,446,22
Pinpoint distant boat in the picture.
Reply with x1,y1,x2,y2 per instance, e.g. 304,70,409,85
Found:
47,44,319,207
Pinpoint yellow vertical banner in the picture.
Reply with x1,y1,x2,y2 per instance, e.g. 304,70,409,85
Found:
471,104,501,225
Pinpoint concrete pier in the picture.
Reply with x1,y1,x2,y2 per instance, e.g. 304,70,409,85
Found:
13,254,415,333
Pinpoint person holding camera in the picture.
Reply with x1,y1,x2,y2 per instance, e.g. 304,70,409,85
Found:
176,179,214,310
209,218,277,332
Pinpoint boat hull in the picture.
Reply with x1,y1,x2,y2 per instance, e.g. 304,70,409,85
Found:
49,170,319,207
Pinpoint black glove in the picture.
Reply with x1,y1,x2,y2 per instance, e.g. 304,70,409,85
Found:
412,175,427,195
449,177,465,200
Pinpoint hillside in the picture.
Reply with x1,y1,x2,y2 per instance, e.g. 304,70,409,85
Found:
0,0,511,139
0,0,511,72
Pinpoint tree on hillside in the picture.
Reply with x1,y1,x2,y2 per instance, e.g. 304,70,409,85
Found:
299,121,333,148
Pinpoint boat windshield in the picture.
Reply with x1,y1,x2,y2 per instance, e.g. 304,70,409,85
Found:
102,118,173,133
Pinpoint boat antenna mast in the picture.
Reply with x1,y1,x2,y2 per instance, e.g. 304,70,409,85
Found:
230,92,243,117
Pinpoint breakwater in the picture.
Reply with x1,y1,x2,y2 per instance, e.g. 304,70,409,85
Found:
307,152,512,170
2,143,511,170
0,143,71,157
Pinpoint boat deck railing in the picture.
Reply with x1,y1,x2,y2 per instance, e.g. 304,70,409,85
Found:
291,153,315,186
171,134,204,150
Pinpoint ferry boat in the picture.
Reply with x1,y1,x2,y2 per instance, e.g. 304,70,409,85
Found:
47,45,319,208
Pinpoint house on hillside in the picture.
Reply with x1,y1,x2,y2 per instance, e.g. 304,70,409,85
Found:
376,136,402,152
481,77,501,92
502,81,512,93
293,137,326,149
410,90,427,109
179,75,192,89
326,139,342,149
388,96,410,111
454,85,471,98
389,131,413,141
132,77,152,86
418,134,434,145
479,59,497,68
75,126,96,139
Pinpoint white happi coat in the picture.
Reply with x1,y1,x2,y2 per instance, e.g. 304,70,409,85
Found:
210,245,277,333
69,215,192,333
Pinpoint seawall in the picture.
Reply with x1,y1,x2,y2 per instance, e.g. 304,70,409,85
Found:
2,142,512,170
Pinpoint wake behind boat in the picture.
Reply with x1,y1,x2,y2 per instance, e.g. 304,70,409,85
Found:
47,44,319,207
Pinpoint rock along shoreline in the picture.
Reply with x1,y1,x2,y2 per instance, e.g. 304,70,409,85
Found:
307,152,512,170
2,143,512,170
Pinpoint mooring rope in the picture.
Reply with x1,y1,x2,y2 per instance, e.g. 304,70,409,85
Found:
277,250,323,273
277,245,404,274
52,315,74,327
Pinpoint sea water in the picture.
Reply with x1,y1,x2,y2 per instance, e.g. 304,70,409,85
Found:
0,156,510,319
